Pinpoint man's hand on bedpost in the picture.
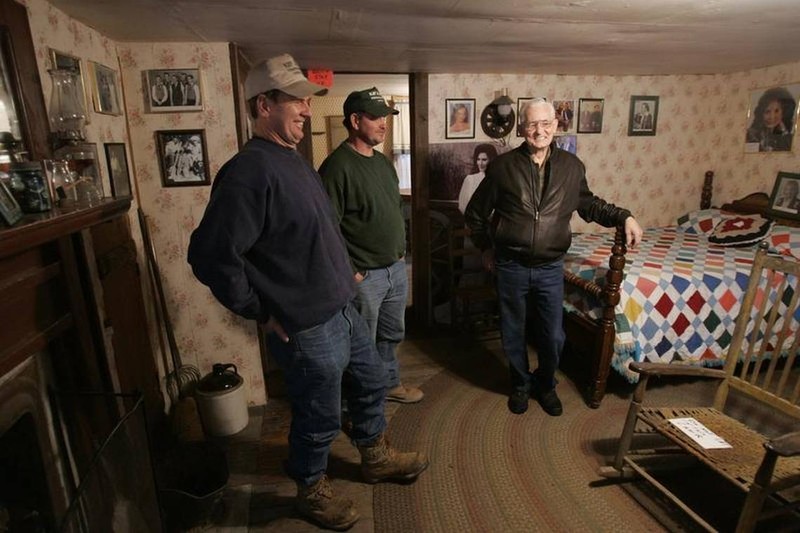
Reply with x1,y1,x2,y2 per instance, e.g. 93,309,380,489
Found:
624,217,643,248
482,248,496,273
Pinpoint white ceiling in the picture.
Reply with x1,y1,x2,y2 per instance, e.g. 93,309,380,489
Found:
47,0,800,76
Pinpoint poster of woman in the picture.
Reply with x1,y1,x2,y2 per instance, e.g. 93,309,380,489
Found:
744,84,800,153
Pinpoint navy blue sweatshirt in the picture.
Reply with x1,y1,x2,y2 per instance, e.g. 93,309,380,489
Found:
187,137,355,333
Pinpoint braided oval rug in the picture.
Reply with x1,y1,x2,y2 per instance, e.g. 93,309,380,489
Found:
373,360,708,533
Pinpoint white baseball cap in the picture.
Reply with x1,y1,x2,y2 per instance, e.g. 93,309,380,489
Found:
244,53,328,100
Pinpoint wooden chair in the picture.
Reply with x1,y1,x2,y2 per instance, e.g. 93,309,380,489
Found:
447,225,499,337
599,243,800,532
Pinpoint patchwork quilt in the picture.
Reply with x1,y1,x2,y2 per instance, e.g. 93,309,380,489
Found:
563,226,799,382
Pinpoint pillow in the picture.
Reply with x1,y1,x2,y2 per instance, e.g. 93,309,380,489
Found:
708,215,774,247
676,208,728,235
766,225,800,259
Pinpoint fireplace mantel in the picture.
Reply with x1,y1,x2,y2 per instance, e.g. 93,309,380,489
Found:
0,197,162,481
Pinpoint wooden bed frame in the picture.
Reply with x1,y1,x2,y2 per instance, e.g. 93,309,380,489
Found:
562,171,723,408
565,170,800,408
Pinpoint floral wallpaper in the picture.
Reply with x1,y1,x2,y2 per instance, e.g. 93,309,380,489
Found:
23,0,266,406
20,0,800,410
430,67,800,233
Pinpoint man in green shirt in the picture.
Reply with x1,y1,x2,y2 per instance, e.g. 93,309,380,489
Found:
319,87,423,404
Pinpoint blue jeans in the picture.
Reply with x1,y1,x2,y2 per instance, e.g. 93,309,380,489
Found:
266,303,387,486
495,257,565,394
353,258,408,388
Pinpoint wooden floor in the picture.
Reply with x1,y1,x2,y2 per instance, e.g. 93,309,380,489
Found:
189,329,485,532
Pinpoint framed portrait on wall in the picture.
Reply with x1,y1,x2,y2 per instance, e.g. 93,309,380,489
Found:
577,98,604,134
628,95,659,136
104,142,131,197
445,98,475,139
326,115,347,152
144,68,203,112
554,134,577,155
156,129,210,187
744,83,800,153
49,48,91,125
89,61,122,115
553,99,576,134
768,171,800,218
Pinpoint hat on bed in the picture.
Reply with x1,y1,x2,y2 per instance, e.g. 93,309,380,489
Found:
244,54,328,100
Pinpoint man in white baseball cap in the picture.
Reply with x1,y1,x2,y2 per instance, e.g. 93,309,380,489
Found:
188,54,428,531
244,53,328,100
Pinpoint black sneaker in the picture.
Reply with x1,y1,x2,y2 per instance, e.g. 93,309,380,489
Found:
533,387,563,416
507,390,529,414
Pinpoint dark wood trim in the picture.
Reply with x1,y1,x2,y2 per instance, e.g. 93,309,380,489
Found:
229,42,249,150
410,73,430,325
0,0,50,160
0,198,132,259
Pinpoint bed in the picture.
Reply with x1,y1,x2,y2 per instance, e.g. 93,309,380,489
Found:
562,171,800,407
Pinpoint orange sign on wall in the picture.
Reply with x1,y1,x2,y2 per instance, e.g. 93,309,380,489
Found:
307,69,334,87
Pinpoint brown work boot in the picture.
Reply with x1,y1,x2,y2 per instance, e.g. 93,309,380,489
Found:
357,434,429,484
386,384,424,403
295,475,360,531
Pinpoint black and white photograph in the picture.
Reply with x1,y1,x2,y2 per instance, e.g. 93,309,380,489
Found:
49,48,90,124
768,171,800,217
0,179,23,226
105,142,131,197
156,129,210,187
744,83,800,153
628,95,659,136
89,61,121,115
145,68,203,112
577,98,604,134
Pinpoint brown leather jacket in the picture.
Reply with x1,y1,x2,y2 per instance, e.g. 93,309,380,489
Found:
464,143,631,266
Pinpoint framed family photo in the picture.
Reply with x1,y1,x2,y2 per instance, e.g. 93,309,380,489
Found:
628,95,659,136
768,171,800,218
744,83,800,153
554,99,576,134
89,61,122,115
445,98,475,139
104,142,131,197
577,98,604,134
156,129,210,187
0,179,23,226
145,68,203,112
49,48,91,124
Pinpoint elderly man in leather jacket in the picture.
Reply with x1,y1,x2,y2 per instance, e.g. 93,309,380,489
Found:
464,97,643,416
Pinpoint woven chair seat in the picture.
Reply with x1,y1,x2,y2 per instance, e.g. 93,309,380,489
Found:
639,406,800,492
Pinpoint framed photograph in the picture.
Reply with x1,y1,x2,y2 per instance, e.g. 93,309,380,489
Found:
144,68,203,112
554,134,577,155
554,99,576,134
768,171,800,218
89,61,121,115
577,98,604,134
156,129,210,187
326,115,348,153
0,179,23,227
49,49,90,125
445,98,475,139
628,95,659,136
744,83,800,153
104,143,131,197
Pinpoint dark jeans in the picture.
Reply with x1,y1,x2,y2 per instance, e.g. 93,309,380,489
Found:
353,258,408,388
495,257,565,394
266,303,387,486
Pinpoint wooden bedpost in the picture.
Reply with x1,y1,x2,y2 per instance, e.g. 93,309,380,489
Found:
586,225,627,408
701,170,714,209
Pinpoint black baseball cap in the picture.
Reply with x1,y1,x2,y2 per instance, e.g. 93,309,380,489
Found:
343,87,399,117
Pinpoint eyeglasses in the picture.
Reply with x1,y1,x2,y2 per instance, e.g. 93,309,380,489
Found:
523,120,556,131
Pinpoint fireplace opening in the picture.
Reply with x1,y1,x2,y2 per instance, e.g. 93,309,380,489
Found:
0,412,55,532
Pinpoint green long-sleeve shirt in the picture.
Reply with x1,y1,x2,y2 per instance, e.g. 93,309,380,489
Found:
318,142,406,271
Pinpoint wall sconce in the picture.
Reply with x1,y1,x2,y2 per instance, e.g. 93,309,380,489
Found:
480,88,516,140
